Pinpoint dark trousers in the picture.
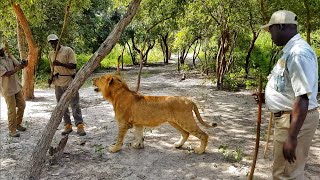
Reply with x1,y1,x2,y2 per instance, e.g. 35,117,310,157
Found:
55,86,83,126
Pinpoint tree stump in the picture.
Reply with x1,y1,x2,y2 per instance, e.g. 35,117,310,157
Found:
48,135,69,165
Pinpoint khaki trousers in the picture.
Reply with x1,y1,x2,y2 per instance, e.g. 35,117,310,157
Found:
3,91,26,133
273,110,319,179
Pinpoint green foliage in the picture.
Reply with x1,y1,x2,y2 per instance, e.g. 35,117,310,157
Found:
223,73,244,91
100,44,132,68
93,144,104,157
218,144,243,162
147,47,164,63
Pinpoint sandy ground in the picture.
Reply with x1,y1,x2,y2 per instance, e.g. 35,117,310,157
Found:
0,62,319,180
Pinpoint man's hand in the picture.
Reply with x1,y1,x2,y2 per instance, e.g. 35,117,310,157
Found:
20,59,28,67
16,64,25,71
48,78,53,85
53,60,63,66
283,136,297,163
252,92,265,104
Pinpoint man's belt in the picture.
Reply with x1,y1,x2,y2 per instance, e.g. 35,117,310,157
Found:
273,107,318,117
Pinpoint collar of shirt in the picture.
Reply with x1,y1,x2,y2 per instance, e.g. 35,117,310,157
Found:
50,45,64,55
282,34,302,54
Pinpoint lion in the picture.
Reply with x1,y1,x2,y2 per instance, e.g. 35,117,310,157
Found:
92,74,216,154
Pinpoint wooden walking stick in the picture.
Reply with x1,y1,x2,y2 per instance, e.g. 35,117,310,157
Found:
248,74,262,180
263,112,273,158
48,0,72,87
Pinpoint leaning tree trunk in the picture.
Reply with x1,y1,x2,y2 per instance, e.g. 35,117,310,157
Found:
13,3,39,100
25,0,141,179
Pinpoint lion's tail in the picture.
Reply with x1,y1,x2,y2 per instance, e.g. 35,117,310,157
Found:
193,103,217,128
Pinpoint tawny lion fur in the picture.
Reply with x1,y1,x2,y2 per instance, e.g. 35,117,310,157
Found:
93,74,216,154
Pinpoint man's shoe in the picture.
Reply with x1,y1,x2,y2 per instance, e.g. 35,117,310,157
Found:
61,124,73,135
17,126,27,131
77,123,86,136
9,132,20,137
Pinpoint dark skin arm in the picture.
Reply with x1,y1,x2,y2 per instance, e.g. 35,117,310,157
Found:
283,94,309,163
49,41,76,70
52,60,76,69
2,64,26,77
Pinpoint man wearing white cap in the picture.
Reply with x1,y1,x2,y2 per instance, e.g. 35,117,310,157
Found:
47,34,86,136
0,43,28,137
260,10,319,178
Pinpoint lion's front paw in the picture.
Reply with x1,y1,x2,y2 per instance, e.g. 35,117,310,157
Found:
132,141,144,149
174,142,183,148
194,147,205,154
108,145,121,153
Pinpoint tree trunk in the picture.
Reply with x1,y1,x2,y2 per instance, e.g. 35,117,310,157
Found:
192,39,201,67
126,41,136,65
303,0,311,44
121,46,125,70
143,40,155,64
136,50,144,92
245,32,260,78
13,3,39,100
26,0,141,179
216,38,223,89
159,37,165,62
259,0,269,23
16,18,28,60
177,50,180,72
216,27,231,90
161,33,169,64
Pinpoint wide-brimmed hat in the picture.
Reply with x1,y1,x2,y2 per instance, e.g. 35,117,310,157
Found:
261,10,298,31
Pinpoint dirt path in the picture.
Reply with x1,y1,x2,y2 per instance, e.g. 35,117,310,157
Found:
1,63,319,180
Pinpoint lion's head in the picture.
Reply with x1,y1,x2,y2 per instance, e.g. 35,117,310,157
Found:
92,74,130,100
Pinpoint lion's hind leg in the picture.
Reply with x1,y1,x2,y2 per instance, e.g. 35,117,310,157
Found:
179,118,208,154
168,122,189,148
132,125,144,149
192,130,208,154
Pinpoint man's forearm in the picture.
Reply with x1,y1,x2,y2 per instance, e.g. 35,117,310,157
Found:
54,61,76,69
63,63,76,69
289,95,309,137
2,65,23,76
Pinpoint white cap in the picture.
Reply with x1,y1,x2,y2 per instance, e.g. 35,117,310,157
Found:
47,34,59,42
261,10,298,31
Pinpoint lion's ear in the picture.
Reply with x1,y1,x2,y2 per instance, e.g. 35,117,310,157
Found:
109,77,114,85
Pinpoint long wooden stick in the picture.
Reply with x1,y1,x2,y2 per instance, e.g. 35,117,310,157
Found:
48,0,72,87
248,74,262,179
263,112,273,158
